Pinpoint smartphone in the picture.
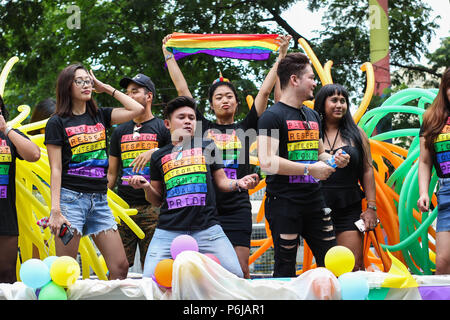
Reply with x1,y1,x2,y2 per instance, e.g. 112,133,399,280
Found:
59,223,74,245
354,219,366,232
354,218,380,232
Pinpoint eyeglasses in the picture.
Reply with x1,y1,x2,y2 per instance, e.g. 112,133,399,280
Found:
73,79,94,87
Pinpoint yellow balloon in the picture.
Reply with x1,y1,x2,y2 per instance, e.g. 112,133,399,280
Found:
324,246,355,277
99,255,108,274
0,56,19,96
50,256,80,287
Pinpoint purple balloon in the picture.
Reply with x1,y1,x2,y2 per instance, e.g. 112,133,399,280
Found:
170,235,199,259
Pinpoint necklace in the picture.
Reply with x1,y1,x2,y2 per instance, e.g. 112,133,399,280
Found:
324,127,340,154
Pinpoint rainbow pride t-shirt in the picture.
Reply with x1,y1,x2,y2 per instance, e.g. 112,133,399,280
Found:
0,129,28,235
431,116,450,178
149,140,221,231
44,108,113,193
257,102,326,210
195,106,257,232
109,118,170,205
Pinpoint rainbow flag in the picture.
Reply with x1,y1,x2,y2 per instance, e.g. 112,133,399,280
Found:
165,33,280,61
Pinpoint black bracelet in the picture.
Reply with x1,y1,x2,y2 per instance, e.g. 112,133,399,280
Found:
112,89,117,97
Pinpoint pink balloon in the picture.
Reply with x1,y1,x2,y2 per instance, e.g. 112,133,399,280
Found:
204,253,221,265
170,235,198,259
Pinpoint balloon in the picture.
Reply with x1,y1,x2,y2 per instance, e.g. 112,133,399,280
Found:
170,235,199,260
204,253,221,265
19,259,51,289
38,281,68,300
338,273,369,300
50,256,80,287
43,256,58,270
98,255,109,275
154,259,174,288
324,246,355,277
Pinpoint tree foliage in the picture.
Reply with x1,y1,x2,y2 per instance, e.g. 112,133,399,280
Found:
0,0,443,121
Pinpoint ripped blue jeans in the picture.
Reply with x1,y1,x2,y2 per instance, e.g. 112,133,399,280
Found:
60,187,117,236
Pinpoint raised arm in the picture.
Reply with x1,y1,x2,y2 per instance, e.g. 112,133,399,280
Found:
162,34,193,98
7,130,40,162
89,70,144,125
253,35,291,117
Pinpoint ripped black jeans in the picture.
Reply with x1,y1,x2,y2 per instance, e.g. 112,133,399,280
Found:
265,195,337,277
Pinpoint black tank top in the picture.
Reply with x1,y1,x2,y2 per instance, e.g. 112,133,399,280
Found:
321,145,364,209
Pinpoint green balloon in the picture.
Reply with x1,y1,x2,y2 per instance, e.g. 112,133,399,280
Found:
38,281,68,300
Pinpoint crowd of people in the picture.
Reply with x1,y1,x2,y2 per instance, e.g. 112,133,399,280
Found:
0,34,449,284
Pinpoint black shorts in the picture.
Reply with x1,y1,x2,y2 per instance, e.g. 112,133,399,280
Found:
264,195,336,267
223,229,251,248
218,207,252,248
330,201,362,233
0,210,18,236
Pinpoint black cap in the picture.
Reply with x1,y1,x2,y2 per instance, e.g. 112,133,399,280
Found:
119,73,156,96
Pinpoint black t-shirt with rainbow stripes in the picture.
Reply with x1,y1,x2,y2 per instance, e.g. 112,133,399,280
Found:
109,118,171,205
45,108,113,194
420,117,450,178
257,102,326,211
150,139,222,231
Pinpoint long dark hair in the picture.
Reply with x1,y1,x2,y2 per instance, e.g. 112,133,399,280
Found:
422,67,450,151
314,83,366,164
0,94,8,121
55,63,98,118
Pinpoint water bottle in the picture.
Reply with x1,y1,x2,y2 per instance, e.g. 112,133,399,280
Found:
327,150,346,168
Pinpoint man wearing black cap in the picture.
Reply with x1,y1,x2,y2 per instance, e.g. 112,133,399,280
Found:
108,73,171,271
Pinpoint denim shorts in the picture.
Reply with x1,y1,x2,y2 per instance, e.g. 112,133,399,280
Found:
142,224,243,278
437,178,450,232
60,187,117,236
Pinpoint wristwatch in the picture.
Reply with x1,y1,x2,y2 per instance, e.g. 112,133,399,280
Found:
367,204,377,211
303,164,309,175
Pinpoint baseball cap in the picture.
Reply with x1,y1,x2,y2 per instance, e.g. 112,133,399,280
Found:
119,73,156,96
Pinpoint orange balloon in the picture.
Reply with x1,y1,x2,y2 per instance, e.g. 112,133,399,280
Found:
154,259,174,288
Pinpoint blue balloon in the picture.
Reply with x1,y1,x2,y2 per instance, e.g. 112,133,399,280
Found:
338,273,369,300
19,259,51,289
43,256,58,269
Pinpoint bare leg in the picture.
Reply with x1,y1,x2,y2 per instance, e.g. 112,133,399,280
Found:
55,232,82,259
234,246,250,279
336,230,364,271
92,229,129,280
435,231,450,275
0,236,18,283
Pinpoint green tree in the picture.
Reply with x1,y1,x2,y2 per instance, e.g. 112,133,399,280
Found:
0,0,441,122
